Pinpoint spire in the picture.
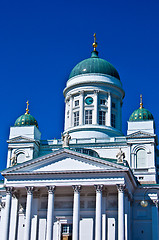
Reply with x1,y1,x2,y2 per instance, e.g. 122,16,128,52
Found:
140,94,143,109
25,100,29,114
92,33,98,51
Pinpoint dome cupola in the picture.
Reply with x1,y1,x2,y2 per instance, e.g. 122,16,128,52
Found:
69,34,120,80
63,34,125,140
129,95,154,122
14,101,38,128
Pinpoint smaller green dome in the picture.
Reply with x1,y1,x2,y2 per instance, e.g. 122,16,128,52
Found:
14,113,38,128
129,107,154,122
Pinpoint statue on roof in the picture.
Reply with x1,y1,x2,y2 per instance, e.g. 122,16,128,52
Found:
116,148,125,163
62,132,71,148
10,152,17,167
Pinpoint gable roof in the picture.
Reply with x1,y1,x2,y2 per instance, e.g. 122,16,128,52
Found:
126,130,156,139
2,148,129,175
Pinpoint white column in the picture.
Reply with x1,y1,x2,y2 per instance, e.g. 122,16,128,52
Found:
69,95,73,128
64,98,68,131
93,90,99,124
46,186,56,240
125,191,130,240
107,92,111,126
72,185,81,240
102,190,107,240
7,148,12,168
3,187,13,240
152,200,159,240
24,187,34,240
79,91,84,125
117,98,121,130
117,184,125,240
95,184,103,240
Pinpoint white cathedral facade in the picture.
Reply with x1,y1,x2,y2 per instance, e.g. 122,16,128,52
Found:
0,36,159,240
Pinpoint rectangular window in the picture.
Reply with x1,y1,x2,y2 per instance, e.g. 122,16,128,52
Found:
74,111,79,126
75,100,79,106
99,111,106,125
112,102,116,108
100,99,106,105
62,224,72,234
85,110,92,124
111,113,116,128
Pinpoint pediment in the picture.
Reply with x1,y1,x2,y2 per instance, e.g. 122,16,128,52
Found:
2,148,128,175
7,136,39,143
126,131,155,139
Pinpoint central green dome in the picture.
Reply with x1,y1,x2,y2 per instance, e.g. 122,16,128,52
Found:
69,51,120,80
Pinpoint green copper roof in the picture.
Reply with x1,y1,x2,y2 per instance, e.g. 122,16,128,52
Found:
14,113,38,128
69,51,120,80
129,107,154,122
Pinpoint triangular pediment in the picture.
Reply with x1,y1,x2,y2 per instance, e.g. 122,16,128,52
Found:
2,148,128,175
126,131,156,139
7,136,39,143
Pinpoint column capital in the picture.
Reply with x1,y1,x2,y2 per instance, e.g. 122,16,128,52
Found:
47,186,56,193
5,187,14,195
94,184,103,193
72,185,82,193
117,184,126,193
80,90,84,95
0,202,5,209
152,199,159,208
94,90,99,94
26,186,34,195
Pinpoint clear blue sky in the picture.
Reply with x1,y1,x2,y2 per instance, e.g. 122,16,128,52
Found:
0,0,159,175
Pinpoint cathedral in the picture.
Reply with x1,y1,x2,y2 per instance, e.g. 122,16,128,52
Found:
0,35,159,240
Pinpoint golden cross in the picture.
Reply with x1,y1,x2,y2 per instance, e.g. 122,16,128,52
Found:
140,94,143,109
94,33,96,43
26,100,29,114
93,33,97,51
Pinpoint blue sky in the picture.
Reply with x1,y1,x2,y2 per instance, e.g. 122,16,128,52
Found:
0,0,159,175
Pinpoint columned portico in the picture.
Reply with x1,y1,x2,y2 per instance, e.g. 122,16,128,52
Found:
72,185,81,240
3,187,13,240
117,184,125,240
46,186,56,240
95,184,103,240
24,186,34,240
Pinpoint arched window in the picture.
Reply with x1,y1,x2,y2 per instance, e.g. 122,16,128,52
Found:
17,153,25,163
136,149,147,168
